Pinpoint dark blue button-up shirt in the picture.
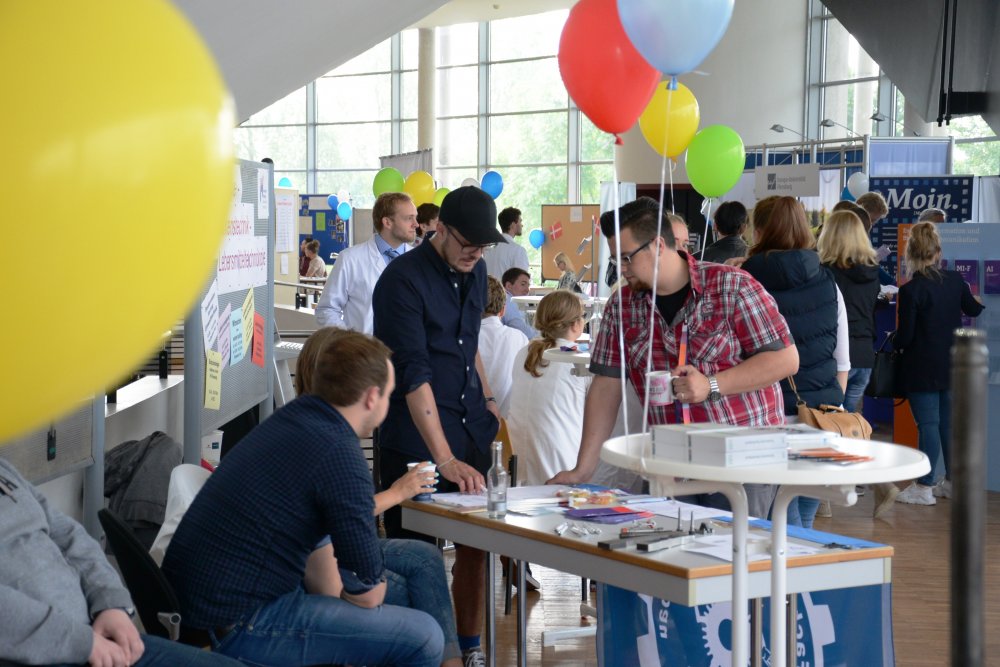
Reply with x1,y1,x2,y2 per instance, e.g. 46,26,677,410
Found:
373,240,498,461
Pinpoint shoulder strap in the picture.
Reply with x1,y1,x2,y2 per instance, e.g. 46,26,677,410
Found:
786,375,806,406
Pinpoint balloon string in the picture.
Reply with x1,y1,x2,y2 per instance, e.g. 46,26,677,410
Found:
700,198,713,261
611,142,629,446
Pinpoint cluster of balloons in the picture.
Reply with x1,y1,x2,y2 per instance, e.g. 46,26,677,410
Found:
327,194,352,221
372,167,505,205
3,0,235,441
841,171,870,201
558,0,743,199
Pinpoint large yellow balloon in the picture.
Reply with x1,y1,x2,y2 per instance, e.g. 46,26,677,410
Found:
404,171,436,206
638,81,700,158
0,0,234,442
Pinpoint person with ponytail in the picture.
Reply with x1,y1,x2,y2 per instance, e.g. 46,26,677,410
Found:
894,222,985,505
506,290,590,486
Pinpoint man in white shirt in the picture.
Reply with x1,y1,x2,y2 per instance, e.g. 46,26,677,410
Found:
500,267,537,339
479,276,528,417
315,192,417,333
484,207,529,279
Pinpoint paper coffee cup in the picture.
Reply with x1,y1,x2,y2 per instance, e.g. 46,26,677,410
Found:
407,462,437,501
647,371,674,406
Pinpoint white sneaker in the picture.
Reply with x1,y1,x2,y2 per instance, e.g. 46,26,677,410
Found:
933,480,952,499
462,647,486,667
895,483,936,506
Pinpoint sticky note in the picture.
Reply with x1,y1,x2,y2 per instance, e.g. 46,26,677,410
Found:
241,289,255,349
252,312,265,367
230,309,245,365
316,211,326,231
205,350,222,410
217,303,231,368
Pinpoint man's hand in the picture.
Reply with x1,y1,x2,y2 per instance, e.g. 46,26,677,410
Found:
92,609,143,666
389,462,437,502
439,459,485,493
547,468,587,486
672,365,711,403
89,633,128,667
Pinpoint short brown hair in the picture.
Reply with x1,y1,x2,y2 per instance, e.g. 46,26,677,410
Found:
297,328,392,406
373,192,413,232
305,239,320,253
749,196,814,255
484,276,506,317
855,191,888,224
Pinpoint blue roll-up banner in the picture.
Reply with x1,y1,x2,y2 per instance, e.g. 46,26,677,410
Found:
869,175,975,282
599,583,894,666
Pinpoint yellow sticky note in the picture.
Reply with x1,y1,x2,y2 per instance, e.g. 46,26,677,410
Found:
205,349,222,410
241,289,255,348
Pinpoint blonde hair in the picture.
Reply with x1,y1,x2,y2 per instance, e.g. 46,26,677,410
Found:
553,251,575,273
523,290,584,377
484,276,506,317
905,221,943,279
817,211,878,269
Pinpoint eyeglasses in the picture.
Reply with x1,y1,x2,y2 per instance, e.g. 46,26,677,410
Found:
445,225,496,252
609,239,653,267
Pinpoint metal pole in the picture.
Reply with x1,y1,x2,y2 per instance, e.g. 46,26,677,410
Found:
950,328,987,667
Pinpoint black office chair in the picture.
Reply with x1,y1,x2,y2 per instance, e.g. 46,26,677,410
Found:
97,508,207,646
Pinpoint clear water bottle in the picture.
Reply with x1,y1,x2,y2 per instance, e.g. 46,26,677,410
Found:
487,440,508,519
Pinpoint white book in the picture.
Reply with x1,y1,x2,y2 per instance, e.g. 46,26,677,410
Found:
652,423,732,449
650,443,690,462
690,446,789,467
753,424,834,447
688,429,787,452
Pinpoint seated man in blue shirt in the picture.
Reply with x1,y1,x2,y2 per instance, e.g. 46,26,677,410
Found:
163,331,444,667
500,267,538,339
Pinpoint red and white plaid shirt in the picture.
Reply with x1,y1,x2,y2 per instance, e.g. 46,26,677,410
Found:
590,252,792,426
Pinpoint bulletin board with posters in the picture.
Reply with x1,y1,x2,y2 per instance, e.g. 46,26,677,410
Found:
540,204,602,282
183,159,275,462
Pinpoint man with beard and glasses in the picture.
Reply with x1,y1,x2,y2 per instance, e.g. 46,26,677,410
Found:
551,198,799,519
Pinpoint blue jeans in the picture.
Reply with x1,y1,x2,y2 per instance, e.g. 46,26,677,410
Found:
211,587,443,667
383,538,460,661
46,635,244,667
786,496,821,529
844,367,872,413
908,390,951,487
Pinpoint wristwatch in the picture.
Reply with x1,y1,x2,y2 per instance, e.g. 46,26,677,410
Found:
708,376,722,401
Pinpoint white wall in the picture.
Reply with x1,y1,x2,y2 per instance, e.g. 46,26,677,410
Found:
616,0,808,185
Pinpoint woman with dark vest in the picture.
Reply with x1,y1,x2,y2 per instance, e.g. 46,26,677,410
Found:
894,222,985,506
818,210,899,517
740,196,849,528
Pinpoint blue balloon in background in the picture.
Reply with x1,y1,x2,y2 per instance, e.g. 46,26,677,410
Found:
528,229,545,249
337,201,353,221
327,194,339,210
841,186,855,201
278,177,292,187
617,0,734,76
481,170,504,199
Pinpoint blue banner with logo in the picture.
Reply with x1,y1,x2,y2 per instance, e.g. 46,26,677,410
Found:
869,175,975,282
599,583,893,667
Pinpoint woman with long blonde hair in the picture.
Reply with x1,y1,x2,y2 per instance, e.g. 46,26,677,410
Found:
506,290,588,485
894,222,984,505
554,251,579,292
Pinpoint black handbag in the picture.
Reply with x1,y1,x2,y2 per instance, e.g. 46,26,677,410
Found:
865,333,904,399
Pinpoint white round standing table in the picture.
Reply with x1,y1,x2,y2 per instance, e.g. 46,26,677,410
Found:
602,432,929,667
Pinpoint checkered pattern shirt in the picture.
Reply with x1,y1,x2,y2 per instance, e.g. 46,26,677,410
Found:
590,252,792,426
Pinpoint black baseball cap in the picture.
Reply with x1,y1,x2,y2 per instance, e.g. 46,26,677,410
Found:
439,186,506,246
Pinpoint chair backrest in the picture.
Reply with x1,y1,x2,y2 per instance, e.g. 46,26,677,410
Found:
98,508,181,639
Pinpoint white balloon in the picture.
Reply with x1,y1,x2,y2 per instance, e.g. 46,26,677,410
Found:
461,177,480,189
847,172,869,199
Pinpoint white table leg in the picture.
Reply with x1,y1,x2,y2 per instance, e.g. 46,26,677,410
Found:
713,482,750,667
770,484,857,667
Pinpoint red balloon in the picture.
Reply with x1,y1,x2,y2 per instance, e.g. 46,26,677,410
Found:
558,0,661,141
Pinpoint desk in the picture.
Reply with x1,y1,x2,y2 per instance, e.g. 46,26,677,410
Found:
602,433,928,667
403,499,894,666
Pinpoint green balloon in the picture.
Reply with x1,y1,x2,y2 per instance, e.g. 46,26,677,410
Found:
684,125,746,199
372,167,404,197
433,187,450,206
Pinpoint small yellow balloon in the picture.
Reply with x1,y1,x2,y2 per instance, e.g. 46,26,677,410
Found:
0,0,234,442
638,81,700,158
404,171,436,206
433,188,450,207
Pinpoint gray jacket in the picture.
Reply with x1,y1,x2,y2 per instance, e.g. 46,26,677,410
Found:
0,458,132,665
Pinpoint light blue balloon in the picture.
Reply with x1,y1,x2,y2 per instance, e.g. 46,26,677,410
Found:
617,0,735,76
278,177,292,187
528,229,545,249
327,194,339,210
481,170,504,199
841,186,855,202
337,201,353,221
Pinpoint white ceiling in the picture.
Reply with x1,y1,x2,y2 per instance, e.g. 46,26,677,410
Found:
412,0,574,28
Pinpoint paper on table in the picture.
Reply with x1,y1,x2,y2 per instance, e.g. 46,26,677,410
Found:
684,534,821,563
432,485,571,509
637,499,733,522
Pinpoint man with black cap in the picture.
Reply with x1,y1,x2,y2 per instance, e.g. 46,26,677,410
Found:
372,185,505,667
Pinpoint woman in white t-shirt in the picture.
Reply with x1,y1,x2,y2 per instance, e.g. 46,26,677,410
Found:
507,290,589,486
